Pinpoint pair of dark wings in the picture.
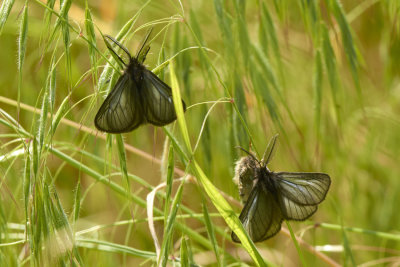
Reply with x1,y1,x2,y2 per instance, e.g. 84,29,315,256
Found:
232,172,331,243
94,66,185,133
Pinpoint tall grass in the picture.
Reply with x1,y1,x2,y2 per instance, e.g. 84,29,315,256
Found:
0,0,399,266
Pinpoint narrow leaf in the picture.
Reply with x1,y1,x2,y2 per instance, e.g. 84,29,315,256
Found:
330,0,362,101
180,237,190,267
313,49,323,139
17,2,28,120
169,60,191,153
202,200,221,266
85,2,98,83
159,181,185,267
0,0,15,35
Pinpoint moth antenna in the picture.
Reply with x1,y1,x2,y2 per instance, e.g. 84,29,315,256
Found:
139,45,151,63
236,146,261,167
104,35,132,66
262,134,279,165
136,27,153,60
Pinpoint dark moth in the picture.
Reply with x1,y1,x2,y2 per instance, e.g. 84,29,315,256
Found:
232,135,331,243
94,30,186,133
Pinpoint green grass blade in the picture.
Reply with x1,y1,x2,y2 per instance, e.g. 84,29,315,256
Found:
213,0,234,56
59,0,72,91
48,61,57,139
73,181,81,225
188,9,214,89
252,45,302,138
164,145,174,223
259,2,285,86
85,1,98,83
41,0,56,44
180,236,189,267
38,55,58,157
0,0,15,35
340,221,356,267
17,1,28,121
115,135,130,198
330,0,362,102
286,221,306,267
76,238,156,259
51,187,84,264
37,88,48,158
259,2,280,56
319,223,400,241
321,24,341,127
202,199,221,266
159,180,184,266
169,60,191,153
272,0,287,22
233,0,250,69
313,49,323,139
23,153,31,226
50,94,71,136
249,65,281,129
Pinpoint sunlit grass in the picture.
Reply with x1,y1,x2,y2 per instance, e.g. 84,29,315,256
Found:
0,0,400,266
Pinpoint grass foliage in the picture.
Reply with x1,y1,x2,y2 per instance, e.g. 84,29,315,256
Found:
1,0,400,266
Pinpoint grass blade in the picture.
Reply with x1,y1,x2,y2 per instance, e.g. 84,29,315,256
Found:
313,48,323,139
0,0,15,35
85,1,98,83
169,60,191,153
202,199,221,266
286,221,306,267
330,0,362,102
59,0,72,91
164,145,174,222
233,0,250,69
322,24,341,127
180,236,190,267
159,180,185,266
76,238,156,258
17,1,28,121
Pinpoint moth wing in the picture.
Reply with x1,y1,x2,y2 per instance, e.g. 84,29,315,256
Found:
94,73,144,133
278,194,318,221
232,180,283,243
142,69,186,126
275,172,331,205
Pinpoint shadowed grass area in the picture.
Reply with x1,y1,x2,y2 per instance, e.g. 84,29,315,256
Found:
0,0,399,266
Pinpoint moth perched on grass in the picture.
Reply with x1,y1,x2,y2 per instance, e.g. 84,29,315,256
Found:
232,135,331,243
94,30,186,133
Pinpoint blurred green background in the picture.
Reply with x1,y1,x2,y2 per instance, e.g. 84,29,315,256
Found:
0,0,399,266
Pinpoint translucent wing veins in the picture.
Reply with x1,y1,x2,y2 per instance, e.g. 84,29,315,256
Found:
274,172,331,205
94,73,144,133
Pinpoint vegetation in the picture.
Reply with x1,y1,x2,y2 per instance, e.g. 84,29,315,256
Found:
0,0,399,266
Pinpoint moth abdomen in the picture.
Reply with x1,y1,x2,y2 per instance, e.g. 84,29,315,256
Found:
233,155,258,204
